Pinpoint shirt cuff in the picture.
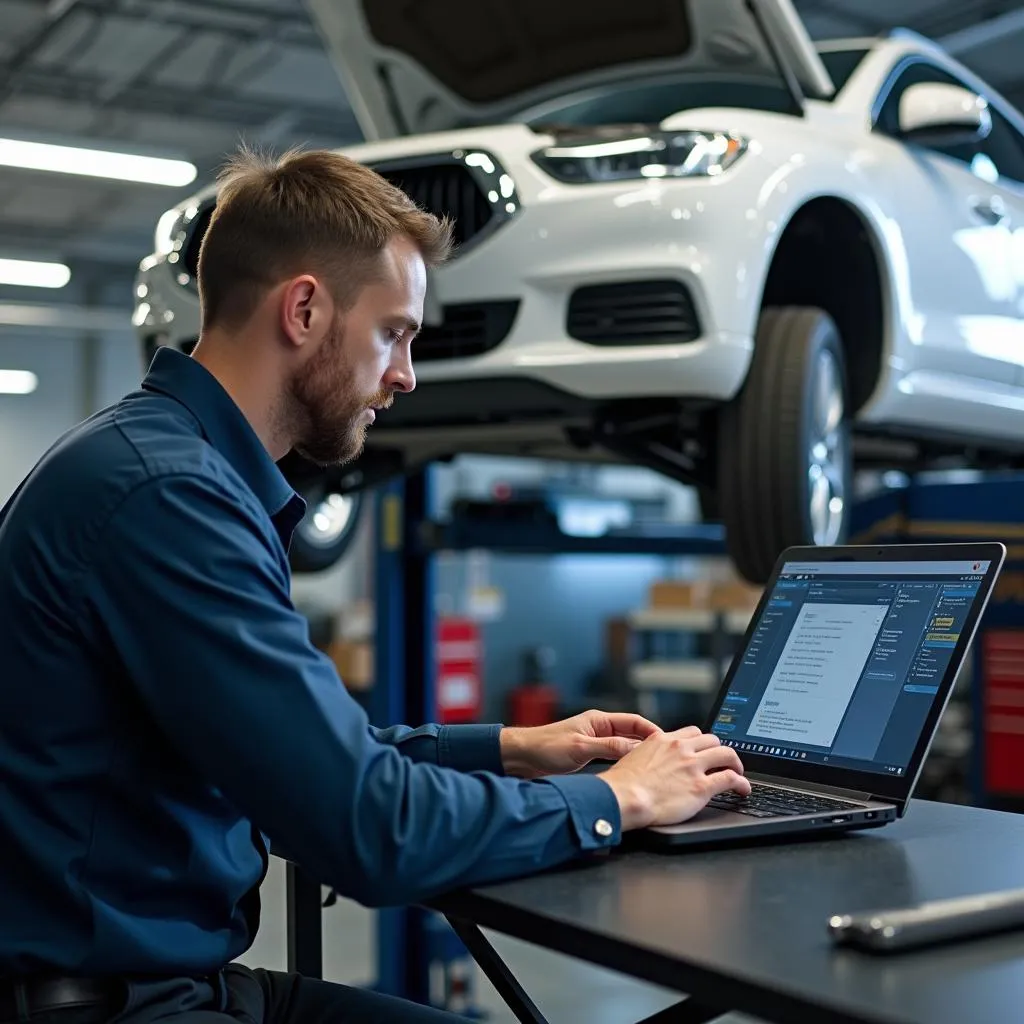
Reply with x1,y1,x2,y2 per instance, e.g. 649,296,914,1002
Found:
437,723,504,774
541,772,622,852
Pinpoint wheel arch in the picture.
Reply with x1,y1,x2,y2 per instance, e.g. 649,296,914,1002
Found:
754,194,895,416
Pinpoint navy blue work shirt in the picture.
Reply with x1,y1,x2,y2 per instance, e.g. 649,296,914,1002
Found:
0,347,621,976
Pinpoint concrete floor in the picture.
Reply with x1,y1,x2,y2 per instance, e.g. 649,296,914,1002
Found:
239,858,765,1023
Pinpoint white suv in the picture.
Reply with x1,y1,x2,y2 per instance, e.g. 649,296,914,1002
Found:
134,0,1024,583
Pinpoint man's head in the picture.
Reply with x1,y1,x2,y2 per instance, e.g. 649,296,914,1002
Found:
196,145,453,466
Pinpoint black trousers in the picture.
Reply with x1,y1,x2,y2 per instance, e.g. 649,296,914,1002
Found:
6,967,473,1024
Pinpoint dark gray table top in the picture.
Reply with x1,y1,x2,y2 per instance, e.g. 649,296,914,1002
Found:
434,802,1024,1024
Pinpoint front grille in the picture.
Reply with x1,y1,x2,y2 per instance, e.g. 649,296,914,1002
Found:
373,162,494,249
567,280,701,345
177,159,498,285
415,301,519,362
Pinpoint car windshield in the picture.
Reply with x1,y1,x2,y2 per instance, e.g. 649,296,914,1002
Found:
518,47,869,127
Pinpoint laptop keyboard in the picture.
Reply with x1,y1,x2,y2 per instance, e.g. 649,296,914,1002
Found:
708,782,862,818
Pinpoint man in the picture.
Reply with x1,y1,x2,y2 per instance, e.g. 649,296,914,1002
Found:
0,147,750,1024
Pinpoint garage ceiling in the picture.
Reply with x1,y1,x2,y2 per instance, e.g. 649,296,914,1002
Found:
0,0,1022,316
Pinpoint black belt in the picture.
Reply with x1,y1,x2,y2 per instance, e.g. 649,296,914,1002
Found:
0,977,118,1021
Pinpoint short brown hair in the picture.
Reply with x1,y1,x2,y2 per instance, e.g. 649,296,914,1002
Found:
196,145,454,329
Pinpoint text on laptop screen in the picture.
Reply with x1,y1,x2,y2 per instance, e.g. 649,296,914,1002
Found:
710,559,991,777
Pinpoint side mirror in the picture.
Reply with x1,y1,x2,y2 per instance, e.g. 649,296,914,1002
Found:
898,82,991,146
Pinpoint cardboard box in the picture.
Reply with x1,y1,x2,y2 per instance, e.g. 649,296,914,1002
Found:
649,580,713,609
648,578,760,611
327,640,374,691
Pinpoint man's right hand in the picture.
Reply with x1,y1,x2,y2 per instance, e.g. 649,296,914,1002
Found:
598,725,751,830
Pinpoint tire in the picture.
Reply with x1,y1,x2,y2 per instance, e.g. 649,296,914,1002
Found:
718,307,851,585
288,486,365,574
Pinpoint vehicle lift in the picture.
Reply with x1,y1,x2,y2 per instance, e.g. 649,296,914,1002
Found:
284,468,1024,1013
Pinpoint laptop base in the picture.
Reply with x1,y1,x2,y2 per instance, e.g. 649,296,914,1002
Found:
631,801,898,850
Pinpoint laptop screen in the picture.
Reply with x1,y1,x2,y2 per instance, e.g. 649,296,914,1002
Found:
709,557,993,778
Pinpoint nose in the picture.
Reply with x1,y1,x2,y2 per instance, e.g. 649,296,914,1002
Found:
385,345,416,394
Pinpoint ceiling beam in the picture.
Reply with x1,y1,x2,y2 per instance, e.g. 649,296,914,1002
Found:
10,65,360,141
940,7,1024,56
795,1,885,36
0,0,91,98
86,0,324,48
148,0,313,28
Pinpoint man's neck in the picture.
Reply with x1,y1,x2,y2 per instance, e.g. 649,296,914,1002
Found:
191,333,293,461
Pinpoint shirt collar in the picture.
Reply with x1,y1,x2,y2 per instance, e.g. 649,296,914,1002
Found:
142,347,302,523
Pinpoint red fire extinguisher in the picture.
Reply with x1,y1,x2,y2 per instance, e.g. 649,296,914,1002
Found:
507,646,560,727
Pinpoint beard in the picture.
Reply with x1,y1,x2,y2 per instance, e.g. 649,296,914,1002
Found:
287,318,391,468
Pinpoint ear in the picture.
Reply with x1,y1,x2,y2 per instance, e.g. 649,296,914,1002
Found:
279,275,332,350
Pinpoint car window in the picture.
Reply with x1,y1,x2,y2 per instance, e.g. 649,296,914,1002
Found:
818,48,871,92
979,110,1024,186
875,59,1024,186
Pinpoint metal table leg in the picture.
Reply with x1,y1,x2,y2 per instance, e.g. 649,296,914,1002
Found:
286,862,324,979
445,916,549,1024
445,916,729,1024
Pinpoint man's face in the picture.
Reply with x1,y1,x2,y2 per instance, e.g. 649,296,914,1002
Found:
290,235,424,467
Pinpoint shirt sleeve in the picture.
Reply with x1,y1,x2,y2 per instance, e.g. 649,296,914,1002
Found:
81,474,621,908
369,723,506,775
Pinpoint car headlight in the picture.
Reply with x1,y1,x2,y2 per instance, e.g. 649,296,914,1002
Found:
154,203,204,256
532,131,747,184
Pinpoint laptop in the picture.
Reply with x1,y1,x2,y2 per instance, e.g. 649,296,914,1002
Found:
637,542,1005,849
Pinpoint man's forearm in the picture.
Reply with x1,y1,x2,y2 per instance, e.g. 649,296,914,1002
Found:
371,722,506,774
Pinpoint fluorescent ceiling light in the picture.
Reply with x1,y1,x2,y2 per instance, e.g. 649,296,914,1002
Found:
0,370,38,395
0,138,196,187
0,258,71,289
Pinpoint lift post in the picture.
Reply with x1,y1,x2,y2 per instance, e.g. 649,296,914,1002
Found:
370,470,438,1005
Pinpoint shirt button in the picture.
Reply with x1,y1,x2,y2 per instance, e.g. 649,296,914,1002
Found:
594,818,614,838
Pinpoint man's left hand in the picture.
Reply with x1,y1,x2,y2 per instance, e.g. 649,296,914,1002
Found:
499,710,662,779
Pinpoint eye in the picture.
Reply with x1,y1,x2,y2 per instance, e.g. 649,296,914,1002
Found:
387,328,404,344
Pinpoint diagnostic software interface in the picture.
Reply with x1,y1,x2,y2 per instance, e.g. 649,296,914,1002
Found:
710,559,991,776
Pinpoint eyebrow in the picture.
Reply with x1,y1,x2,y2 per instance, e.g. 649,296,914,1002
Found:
397,316,421,336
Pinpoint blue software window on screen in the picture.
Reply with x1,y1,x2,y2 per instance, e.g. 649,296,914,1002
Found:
711,559,989,776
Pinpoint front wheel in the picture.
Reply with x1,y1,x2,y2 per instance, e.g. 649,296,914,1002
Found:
717,307,852,584
288,487,365,574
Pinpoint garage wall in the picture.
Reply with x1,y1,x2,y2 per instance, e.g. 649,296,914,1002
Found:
0,334,145,503
0,335,85,501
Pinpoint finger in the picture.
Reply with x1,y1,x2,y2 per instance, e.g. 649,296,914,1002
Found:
673,725,703,739
706,769,752,799
585,736,643,761
696,744,745,775
687,732,722,753
600,713,662,739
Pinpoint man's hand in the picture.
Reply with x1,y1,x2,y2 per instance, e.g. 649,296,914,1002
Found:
599,725,751,830
500,710,661,779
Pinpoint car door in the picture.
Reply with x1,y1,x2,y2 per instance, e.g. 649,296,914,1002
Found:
873,59,1021,387
923,99,1024,386
973,107,1024,388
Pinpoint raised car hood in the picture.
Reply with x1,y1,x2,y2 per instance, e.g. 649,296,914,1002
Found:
304,0,835,139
